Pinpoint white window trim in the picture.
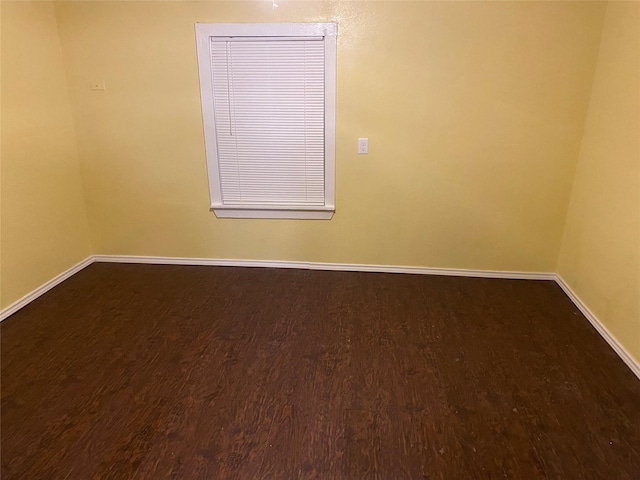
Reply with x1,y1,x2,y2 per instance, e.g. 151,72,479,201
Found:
195,22,337,220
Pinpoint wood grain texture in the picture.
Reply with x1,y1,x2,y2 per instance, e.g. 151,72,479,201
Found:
2,263,639,479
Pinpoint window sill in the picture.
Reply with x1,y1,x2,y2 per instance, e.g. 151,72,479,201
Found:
212,205,334,220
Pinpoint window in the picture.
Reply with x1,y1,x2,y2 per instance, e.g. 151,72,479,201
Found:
195,23,337,219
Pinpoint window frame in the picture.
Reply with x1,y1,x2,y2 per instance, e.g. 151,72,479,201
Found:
195,22,337,220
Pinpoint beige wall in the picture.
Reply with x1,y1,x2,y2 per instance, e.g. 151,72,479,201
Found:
1,2,93,308
53,1,605,272
558,3,640,363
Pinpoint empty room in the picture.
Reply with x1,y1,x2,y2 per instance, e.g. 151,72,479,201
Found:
1,0,639,478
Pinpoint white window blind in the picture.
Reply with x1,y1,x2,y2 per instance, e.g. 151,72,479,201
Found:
195,23,337,220
210,38,325,206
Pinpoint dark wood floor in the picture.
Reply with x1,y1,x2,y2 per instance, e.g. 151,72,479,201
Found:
2,263,639,479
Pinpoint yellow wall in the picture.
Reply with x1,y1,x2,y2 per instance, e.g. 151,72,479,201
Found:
3,1,635,367
1,2,93,308
53,1,606,272
558,3,640,363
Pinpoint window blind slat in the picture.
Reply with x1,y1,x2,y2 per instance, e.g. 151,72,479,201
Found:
210,38,325,206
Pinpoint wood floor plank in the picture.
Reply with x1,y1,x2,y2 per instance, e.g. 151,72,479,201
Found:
2,263,639,479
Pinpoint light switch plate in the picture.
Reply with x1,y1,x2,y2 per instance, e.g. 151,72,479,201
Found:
358,138,368,154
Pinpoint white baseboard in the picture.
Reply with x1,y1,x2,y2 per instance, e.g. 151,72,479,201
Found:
0,255,552,321
2,253,637,381
92,254,556,281
555,274,640,381
0,256,94,322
